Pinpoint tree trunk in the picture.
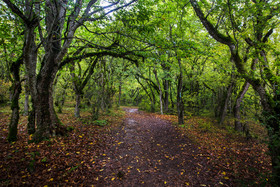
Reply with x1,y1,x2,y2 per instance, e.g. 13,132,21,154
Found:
170,84,175,110
234,81,250,131
151,95,156,113
24,93,29,115
26,37,37,133
163,79,169,113
250,82,280,183
32,66,66,142
219,75,235,125
118,81,122,107
177,58,184,124
148,83,156,113
24,25,37,136
215,88,223,118
153,68,163,115
75,93,81,118
8,105,20,142
267,121,280,184
177,73,184,124
8,81,21,142
27,107,35,134
23,79,29,116
92,97,101,120
8,56,23,142
149,84,156,113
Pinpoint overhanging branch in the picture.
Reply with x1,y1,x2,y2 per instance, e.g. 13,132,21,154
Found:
60,50,138,69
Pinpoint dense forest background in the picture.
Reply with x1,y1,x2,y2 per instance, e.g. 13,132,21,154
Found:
0,0,280,185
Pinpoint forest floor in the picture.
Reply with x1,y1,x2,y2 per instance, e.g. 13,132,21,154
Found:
0,106,271,186
98,108,218,186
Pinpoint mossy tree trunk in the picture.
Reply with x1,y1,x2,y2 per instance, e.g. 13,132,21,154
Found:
32,60,66,142
8,56,23,142
219,74,236,125
234,81,250,132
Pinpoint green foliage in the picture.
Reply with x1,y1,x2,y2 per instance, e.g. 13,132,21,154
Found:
197,120,213,133
0,80,11,104
184,111,193,119
66,126,74,132
93,120,107,127
27,151,40,173
63,165,80,178
138,96,155,112
225,125,237,135
41,157,47,163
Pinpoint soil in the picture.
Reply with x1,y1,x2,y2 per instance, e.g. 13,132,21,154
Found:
96,108,220,186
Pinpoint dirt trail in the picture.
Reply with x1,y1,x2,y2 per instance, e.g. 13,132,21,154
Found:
97,108,218,186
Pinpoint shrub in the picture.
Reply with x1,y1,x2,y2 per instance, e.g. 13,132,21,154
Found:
93,120,107,127
198,120,212,132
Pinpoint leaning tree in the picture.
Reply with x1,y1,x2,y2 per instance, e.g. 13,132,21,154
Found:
189,0,280,183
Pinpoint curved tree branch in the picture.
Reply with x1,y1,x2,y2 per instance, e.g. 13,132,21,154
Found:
189,0,234,46
60,50,138,69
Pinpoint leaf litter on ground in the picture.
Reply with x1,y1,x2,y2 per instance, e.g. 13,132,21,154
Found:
0,107,272,186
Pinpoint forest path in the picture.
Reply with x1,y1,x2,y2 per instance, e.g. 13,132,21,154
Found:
97,108,218,186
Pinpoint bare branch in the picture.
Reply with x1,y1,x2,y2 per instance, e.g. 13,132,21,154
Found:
84,0,138,22
205,0,215,19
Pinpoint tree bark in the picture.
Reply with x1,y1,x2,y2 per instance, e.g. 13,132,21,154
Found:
118,81,122,107
71,57,99,115
151,94,156,113
8,56,23,142
153,68,163,115
170,83,175,110
24,93,29,115
8,104,20,142
148,82,156,113
23,79,29,116
8,80,21,142
219,75,236,125
27,107,35,135
33,66,66,142
24,26,37,136
163,79,169,113
75,93,81,118
177,57,184,124
147,81,156,113
234,81,250,131
21,0,39,136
